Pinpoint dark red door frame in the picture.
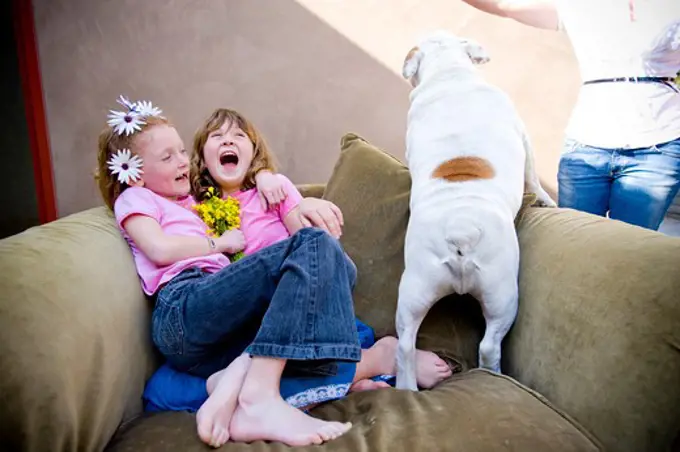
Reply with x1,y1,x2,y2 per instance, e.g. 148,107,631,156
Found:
12,0,57,224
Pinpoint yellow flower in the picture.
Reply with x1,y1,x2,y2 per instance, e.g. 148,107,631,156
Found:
193,190,244,262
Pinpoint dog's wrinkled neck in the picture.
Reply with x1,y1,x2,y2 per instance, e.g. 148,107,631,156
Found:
417,52,477,86
415,63,478,92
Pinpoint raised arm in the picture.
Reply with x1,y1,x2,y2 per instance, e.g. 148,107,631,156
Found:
460,0,560,30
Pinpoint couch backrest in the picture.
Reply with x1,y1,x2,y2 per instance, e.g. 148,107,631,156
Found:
0,207,158,452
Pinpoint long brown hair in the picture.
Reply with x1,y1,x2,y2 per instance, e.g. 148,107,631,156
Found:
95,116,170,210
191,108,277,201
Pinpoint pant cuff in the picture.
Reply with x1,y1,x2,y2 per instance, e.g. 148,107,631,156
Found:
245,343,361,362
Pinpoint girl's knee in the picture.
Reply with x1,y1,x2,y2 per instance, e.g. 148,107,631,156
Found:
296,227,339,249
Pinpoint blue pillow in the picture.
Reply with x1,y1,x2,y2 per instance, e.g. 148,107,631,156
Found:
142,318,393,413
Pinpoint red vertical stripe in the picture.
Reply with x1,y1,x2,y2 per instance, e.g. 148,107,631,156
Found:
12,0,57,223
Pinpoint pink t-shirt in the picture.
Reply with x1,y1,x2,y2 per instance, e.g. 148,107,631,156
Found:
114,175,303,295
114,186,231,295
233,174,303,255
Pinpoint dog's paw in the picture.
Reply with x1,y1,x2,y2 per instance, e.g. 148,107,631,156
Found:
533,198,557,208
532,191,557,208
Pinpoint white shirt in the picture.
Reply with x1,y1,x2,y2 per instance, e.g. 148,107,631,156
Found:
556,0,680,149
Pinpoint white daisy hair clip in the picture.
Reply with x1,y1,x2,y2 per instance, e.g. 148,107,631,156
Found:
107,148,144,185
106,94,165,136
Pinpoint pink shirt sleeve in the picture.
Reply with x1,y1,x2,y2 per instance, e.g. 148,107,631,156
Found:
275,174,304,220
113,187,161,231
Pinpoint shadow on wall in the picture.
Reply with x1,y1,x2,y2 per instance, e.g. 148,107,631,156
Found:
35,0,413,216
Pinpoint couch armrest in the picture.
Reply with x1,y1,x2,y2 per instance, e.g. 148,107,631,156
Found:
296,183,326,199
506,206,680,452
0,207,159,451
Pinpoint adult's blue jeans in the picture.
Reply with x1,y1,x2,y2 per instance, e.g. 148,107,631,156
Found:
151,227,361,379
558,137,680,230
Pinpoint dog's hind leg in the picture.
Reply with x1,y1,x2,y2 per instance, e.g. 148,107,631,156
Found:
395,266,439,391
476,270,519,373
521,131,557,207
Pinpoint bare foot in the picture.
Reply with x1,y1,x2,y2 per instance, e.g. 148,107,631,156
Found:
350,379,391,392
230,390,352,446
196,354,250,448
373,336,452,389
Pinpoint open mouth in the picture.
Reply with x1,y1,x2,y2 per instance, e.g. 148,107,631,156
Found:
219,151,239,167
175,173,188,182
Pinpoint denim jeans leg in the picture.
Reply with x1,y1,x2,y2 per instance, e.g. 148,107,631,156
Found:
246,229,361,362
156,228,361,378
609,138,680,230
557,139,612,216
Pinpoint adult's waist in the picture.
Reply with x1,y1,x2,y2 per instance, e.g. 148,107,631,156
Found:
566,82,680,148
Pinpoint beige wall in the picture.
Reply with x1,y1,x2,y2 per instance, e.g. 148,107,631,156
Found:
33,0,579,217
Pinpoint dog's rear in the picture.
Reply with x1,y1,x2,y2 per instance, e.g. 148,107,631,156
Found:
395,31,551,391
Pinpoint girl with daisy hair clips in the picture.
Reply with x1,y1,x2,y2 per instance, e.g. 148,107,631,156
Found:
96,97,384,448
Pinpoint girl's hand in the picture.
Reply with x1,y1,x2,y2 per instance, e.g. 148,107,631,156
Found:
298,198,344,239
216,230,246,254
255,170,287,210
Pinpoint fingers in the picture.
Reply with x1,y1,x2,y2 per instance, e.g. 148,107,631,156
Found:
329,203,344,226
323,205,343,238
299,213,313,228
277,186,287,203
305,210,329,234
261,187,287,209
303,207,342,238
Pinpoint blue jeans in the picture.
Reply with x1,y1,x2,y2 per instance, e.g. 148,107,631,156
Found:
558,137,680,230
151,228,361,379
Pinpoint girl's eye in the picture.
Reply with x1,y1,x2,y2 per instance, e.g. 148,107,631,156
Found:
162,155,171,162
210,133,221,139
181,149,188,154
236,132,246,138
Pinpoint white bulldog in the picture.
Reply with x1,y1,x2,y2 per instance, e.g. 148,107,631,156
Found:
395,30,555,391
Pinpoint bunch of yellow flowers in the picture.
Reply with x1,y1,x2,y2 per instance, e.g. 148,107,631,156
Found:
193,186,244,262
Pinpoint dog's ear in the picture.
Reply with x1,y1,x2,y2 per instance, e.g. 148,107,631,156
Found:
462,39,490,65
402,46,423,80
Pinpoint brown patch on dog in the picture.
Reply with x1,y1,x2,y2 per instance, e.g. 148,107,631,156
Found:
404,46,420,67
432,157,495,182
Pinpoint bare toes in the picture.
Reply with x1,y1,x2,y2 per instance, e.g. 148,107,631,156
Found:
215,427,229,447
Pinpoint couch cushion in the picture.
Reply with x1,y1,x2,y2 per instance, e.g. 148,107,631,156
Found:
507,206,680,452
322,133,412,340
0,207,159,452
296,183,326,199
106,369,602,451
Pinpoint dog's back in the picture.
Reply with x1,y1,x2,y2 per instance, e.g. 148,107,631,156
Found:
402,35,525,296
407,78,526,215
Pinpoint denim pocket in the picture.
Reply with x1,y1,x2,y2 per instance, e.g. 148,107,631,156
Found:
152,301,184,357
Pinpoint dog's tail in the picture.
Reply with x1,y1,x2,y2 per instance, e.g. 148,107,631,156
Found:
444,215,483,294
445,215,482,259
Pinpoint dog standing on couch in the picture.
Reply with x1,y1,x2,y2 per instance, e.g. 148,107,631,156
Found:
395,31,555,391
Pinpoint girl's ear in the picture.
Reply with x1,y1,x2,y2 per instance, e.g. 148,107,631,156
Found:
131,178,145,188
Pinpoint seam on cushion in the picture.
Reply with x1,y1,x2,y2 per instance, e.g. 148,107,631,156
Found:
467,368,606,450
